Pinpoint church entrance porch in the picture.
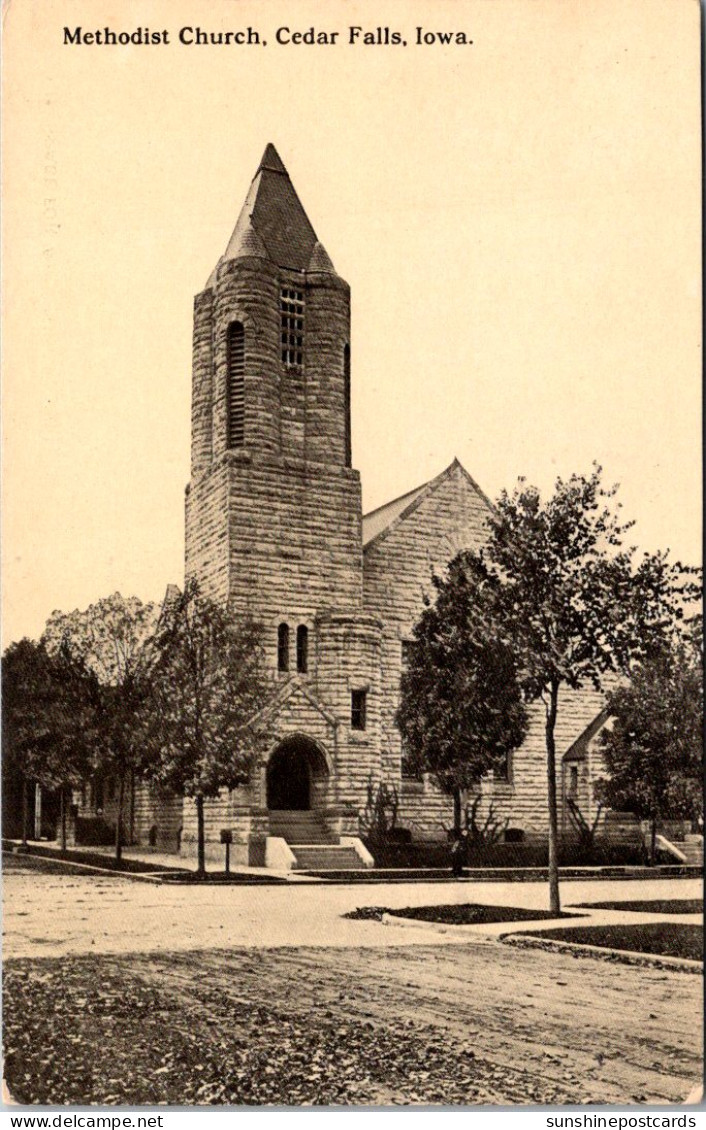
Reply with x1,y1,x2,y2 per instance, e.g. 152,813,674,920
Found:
266,735,329,813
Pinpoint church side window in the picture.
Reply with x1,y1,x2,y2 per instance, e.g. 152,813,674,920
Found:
296,625,308,674
351,689,367,731
280,288,304,368
277,623,290,672
226,321,245,448
400,641,422,779
343,343,351,467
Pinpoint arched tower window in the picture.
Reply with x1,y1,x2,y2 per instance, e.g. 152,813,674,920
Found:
343,343,351,467
277,623,290,672
226,321,245,448
296,625,309,674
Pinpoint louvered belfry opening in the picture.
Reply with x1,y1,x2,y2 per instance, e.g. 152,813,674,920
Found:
226,321,245,448
280,288,304,368
343,343,351,467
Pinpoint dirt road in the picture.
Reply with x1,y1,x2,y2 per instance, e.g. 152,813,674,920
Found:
5,941,701,1106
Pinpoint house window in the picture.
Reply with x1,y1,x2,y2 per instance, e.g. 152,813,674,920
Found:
351,689,367,731
281,288,304,367
226,321,245,448
343,344,351,467
277,623,290,672
296,625,308,674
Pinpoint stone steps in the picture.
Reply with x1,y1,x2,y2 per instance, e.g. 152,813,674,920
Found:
291,845,363,871
268,810,337,846
676,838,703,866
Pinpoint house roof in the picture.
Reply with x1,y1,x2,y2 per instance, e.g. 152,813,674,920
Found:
362,459,494,551
206,144,336,286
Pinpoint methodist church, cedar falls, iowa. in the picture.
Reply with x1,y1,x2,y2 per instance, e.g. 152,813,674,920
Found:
64,143,619,868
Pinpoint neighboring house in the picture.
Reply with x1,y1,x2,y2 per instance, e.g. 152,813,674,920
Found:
69,144,614,866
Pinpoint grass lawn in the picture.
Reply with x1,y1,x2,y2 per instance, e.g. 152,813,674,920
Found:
522,923,703,961
344,903,578,924
1,851,285,884
2,848,184,876
574,899,703,915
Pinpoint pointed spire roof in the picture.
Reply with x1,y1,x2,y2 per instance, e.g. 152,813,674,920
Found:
210,144,336,278
224,214,269,262
308,240,336,273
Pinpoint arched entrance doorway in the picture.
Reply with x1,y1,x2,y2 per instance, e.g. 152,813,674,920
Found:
266,735,328,811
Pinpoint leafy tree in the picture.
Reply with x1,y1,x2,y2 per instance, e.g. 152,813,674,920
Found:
595,641,703,863
2,639,99,849
138,580,271,876
41,593,159,860
396,554,528,835
475,465,699,912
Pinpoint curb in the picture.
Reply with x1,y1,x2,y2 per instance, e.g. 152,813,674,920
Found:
500,932,704,973
379,911,582,939
381,912,498,940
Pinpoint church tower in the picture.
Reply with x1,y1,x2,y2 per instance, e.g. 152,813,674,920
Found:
185,147,383,837
186,144,363,626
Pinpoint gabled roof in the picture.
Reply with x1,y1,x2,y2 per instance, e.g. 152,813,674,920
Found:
362,459,494,552
206,144,336,285
562,706,611,762
362,483,429,547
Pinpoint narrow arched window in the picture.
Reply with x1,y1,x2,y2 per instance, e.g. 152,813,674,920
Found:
226,321,245,448
296,625,309,674
343,343,351,467
277,623,290,672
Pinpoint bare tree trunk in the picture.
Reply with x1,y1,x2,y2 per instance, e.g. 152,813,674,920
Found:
129,769,136,845
649,817,657,866
21,777,30,848
115,773,125,862
452,787,463,836
196,794,206,877
60,787,67,853
545,680,561,916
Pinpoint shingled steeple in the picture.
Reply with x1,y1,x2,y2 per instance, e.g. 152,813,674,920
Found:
207,143,336,284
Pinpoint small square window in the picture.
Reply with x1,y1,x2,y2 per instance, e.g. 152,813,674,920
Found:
351,689,367,731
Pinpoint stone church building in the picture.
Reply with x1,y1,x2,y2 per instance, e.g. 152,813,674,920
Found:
77,145,615,867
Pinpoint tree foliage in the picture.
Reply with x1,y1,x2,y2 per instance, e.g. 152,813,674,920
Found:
41,593,159,857
138,580,271,874
396,554,528,832
476,464,700,910
595,640,703,861
2,638,100,845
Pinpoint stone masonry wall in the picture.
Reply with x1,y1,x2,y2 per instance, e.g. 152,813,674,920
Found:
363,463,607,840
363,463,491,836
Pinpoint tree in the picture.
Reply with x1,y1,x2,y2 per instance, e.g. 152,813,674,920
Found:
474,465,699,912
41,593,159,860
138,580,271,876
595,640,703,863
2,639,99,849
396,554,528,835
